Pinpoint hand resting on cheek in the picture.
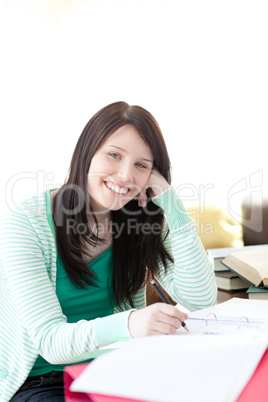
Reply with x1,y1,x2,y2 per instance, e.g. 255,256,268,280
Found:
136,168,171,208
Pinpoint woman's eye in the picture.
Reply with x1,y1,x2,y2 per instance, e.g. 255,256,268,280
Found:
136,162,147,169
109,152,120,159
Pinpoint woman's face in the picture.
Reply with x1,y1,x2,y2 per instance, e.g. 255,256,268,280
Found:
88,124,154,215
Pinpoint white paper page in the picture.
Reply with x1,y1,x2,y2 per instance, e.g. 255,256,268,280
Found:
176,318,260,335
207,245,268,259
70,332,268,402
188,297,268,325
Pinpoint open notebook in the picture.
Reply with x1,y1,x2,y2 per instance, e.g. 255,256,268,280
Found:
69,298,268,402
176,297,268,335
70,332,268,402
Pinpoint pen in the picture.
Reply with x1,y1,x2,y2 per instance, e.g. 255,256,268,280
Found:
150,279,189,333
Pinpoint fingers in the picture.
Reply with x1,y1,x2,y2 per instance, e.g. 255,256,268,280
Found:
135,168,169,208
128,303,188,338
156,304,188,334
145,168,170,199
136,188,148,208
160,302,188,323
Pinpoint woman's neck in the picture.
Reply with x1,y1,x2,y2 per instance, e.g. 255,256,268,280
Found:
87,212,112,239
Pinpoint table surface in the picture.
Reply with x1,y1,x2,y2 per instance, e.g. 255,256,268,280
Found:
217,289,248,303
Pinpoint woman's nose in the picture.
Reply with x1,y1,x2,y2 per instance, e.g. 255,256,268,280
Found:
117,162,133,182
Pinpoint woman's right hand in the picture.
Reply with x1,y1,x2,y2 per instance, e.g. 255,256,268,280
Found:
128,303,188,337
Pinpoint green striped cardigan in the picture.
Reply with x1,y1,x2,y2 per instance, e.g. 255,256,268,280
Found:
0,187,217,401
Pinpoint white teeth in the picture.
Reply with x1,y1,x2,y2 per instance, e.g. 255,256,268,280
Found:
106,182,128,195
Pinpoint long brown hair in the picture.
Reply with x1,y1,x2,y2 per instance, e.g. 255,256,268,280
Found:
53,101,173,308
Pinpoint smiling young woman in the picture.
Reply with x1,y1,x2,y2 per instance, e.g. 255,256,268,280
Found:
0,101,217,401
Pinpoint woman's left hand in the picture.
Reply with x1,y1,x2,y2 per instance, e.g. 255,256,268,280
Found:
136,168,170,208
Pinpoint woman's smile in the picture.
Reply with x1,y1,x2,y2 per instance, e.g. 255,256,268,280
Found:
104,181,130,196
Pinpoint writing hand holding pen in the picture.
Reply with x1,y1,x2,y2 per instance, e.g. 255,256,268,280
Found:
150,279,190,333
128,280,189,337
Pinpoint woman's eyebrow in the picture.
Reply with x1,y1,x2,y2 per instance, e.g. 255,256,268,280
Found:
107,145,153,164
108,145,125,151
141,158,153,164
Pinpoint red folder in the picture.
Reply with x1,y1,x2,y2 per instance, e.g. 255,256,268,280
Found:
237,348,268,402
64,349,268,402
64,364,145,402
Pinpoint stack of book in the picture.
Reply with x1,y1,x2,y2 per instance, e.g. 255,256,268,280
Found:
207,245,268,299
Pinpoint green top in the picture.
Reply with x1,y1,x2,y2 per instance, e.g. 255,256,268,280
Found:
29,192,115,376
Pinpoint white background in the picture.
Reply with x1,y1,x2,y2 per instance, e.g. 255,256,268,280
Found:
0,0,267,218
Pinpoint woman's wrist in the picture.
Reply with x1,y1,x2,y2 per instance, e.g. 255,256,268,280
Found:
151,185,171,200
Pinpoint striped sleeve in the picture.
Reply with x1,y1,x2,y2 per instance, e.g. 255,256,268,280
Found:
0,200,131,367
152,187,217,311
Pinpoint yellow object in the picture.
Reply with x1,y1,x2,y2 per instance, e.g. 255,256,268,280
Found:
187,205,243,249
